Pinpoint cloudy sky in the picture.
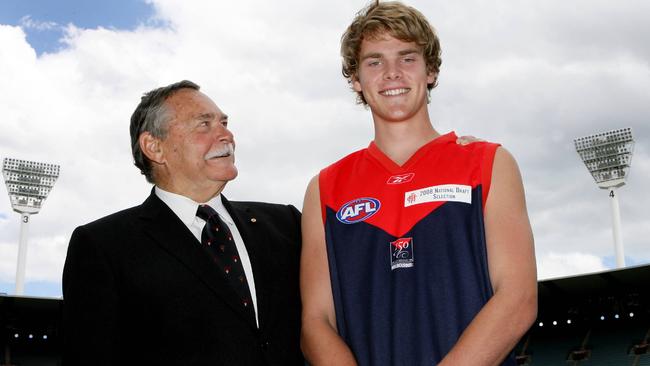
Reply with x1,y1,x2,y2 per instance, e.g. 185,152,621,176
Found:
1,0,649,298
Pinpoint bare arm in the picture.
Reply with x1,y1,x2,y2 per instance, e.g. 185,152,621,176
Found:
439,147,537,365
300,175,358,365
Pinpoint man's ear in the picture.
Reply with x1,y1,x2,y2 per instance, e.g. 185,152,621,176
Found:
139,132,165,165
352,75,363,93
427,70,437,86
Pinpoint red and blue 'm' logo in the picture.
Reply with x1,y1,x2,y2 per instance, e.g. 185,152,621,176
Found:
336,197,381,224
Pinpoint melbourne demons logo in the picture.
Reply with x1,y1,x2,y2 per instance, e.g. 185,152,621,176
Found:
390,237,414,270
386,172,415,184
336,197,381,224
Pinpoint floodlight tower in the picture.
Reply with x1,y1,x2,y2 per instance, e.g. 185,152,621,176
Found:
574,128,634,268
2,157,60,295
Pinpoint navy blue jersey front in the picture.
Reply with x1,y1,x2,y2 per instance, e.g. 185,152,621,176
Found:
319,132,515,365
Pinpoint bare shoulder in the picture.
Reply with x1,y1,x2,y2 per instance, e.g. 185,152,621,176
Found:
490,147,525,195
493,146,519,170
306,174,320,192
303,174,323,225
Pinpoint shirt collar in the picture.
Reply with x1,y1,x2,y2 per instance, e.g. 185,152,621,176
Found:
154,186,233,225
205,192,233,225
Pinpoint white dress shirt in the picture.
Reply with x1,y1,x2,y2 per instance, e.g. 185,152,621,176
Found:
154,186,259,326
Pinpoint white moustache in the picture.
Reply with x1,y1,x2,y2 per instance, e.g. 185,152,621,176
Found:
204,143,235,160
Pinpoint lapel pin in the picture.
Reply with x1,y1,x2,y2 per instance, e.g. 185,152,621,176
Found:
250,218,257,223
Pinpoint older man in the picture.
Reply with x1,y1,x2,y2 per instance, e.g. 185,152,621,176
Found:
63,80,303,365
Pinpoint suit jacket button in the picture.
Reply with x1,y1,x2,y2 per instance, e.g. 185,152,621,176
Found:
260,340,270,350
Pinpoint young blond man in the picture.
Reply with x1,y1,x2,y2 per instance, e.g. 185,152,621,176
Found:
300,2,537,365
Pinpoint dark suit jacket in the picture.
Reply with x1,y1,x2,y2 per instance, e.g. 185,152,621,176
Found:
62,191,303,365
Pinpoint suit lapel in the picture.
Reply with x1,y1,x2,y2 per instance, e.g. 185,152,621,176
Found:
222,196,278,333
139,192,258,329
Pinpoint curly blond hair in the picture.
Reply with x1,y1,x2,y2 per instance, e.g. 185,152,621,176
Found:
341,1,442,105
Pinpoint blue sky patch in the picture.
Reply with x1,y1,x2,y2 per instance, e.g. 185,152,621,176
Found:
0,280,62,298
603,255,639,269
0,0,159,55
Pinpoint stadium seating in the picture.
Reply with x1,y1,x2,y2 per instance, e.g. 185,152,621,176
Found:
1,264,649,365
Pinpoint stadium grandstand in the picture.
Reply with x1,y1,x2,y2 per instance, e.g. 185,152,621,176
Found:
1,264,649,365
516,264,650,365
1,295,61,365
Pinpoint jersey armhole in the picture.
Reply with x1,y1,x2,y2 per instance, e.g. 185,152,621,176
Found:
318,169,328,226
481,143,500,210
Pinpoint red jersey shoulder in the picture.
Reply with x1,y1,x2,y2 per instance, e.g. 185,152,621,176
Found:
440,139,498,158
320,147,367,183
446,140,501,207
319,147,373,209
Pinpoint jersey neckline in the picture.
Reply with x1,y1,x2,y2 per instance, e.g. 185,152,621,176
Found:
366,131,458,174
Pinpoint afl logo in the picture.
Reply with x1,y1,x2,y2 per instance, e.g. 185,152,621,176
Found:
336,197,381,224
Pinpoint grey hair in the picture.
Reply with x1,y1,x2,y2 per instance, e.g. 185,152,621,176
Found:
129,80,200,183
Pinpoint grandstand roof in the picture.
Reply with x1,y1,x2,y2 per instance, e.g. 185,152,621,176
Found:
539,264,650,299
537,264,650,322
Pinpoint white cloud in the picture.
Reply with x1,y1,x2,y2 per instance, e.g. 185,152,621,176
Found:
0,235,68,283
0,242,18,282
537,252,608,280
19,15,59,31
1,0,649,296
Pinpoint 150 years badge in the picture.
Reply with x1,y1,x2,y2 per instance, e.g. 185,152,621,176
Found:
390,237,414,270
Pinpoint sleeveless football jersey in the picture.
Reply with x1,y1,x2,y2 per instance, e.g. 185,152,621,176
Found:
319,132,515,365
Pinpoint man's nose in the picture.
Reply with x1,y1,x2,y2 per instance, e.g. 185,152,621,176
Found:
214,124,234,143
383,61,402,80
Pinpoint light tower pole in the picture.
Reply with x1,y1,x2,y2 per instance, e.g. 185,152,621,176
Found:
574,128,634,268
1,157,60,295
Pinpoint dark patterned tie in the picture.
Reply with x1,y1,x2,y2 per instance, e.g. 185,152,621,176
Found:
196,204,255,322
